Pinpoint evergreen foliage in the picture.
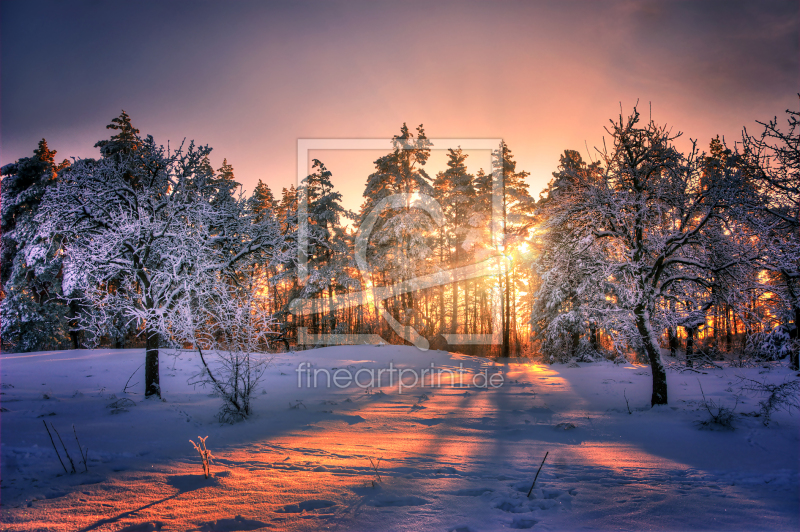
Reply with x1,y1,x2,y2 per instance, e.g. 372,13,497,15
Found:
1,140,71,351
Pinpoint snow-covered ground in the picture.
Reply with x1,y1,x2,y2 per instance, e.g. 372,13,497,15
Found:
1,346,798,531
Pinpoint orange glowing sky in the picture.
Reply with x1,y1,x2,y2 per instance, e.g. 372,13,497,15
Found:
2,0,797,213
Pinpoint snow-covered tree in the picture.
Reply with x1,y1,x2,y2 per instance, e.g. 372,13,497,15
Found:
36,112,288,398
298,159,356,333
533,108,756,405
743,100,800,369
162,258,277,422
359,124,437,335
532,150,608,362
1,140,71,352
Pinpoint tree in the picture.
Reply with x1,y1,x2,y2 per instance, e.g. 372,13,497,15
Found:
532,150,607,362
533,108,754,405
1,139,71,352
272,184,300,328
298,159,356,333
493,143,535,356
743,99,800,369
213,158,239,206
250,179,276,222
161,251,277,422
433,148,476,337
37,112,287,398
94,110,142,159
359,124,437,340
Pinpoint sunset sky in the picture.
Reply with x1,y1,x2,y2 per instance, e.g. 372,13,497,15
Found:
2,0,797,213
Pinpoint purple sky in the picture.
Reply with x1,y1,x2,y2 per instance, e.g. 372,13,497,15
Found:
2,0,797,212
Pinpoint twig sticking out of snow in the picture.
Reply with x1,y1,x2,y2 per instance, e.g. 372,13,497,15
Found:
527,451,549,497
73,424,89,473
190,436,215,479
43,420,68,474
123,363,143,394
50,423,76,473
623,389,632,414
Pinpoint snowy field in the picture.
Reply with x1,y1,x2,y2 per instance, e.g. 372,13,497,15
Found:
1,345,798,531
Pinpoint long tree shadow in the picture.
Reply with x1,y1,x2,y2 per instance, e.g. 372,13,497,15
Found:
76,475,219,532
403,356,583,476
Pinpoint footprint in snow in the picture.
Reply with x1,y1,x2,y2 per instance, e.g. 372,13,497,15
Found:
195,515,272,530
276,500,337,513
368,495,429,507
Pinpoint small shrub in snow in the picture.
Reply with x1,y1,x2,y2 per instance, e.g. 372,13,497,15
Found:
168,278,275,423
695,381,737,430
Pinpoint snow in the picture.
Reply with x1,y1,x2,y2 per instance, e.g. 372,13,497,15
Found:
2,346,798,531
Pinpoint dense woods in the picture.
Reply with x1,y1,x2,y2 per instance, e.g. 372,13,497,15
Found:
2,103,798,404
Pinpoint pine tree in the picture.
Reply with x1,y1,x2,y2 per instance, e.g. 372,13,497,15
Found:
532,150,606,361
359,124,436,338
250,180,276,222
299,159,356,333
94,110,142,159
0,140,71,352
433,148,475,336
493,142,535,356
213,158,239,206
273,185,299,328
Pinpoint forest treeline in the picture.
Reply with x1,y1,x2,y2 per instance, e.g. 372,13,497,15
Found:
1,103,798,404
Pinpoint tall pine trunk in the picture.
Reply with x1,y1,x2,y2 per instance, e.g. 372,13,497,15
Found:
501,267,511,357
451,281,459,336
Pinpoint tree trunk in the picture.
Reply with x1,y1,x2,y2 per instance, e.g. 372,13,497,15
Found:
725,304,732,352
791,306,800,371
68,300,81,349
451,281,459,336
666,299,677,357
501,268,510,357
685,327,695,368
634,307,668,406
328,285,336,334
145,326,160,398
667,326,677,357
